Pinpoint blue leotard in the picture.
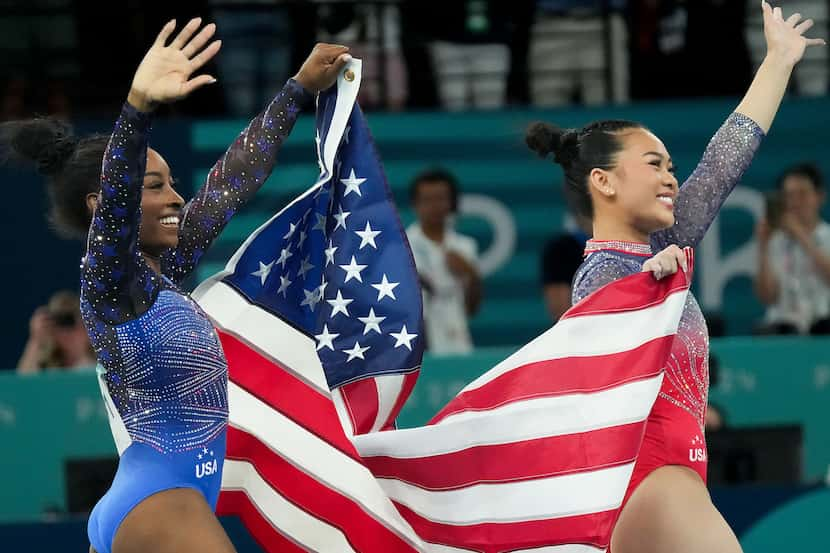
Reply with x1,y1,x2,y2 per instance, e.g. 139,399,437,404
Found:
82,80,312,553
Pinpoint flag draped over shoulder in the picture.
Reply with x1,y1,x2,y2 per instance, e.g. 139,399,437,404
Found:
193,60,694,553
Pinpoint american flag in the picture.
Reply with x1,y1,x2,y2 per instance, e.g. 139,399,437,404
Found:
193,61,694,552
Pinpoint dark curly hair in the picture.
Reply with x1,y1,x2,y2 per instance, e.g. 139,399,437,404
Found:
526,119,646,218
1,117,108,239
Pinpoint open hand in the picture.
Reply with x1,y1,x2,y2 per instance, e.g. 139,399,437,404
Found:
293,43,352,93
128,18,222,111
762,1,826,67
642,245,689,280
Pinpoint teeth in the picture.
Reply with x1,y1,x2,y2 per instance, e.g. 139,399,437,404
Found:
160,216,180,225
658,197,674,206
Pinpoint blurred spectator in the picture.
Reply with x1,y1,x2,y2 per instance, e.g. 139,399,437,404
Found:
628,0,751,100
530,0,628,107
419,1,518,110
17,290,95,374
407,168,482,354
755,163,830,335
0,0,79,120
315,1,408,110
209,0,294,117
540,213,591,321
745,0,828,97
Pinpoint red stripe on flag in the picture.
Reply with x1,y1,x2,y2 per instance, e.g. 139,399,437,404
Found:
564,265,691,319
223,427,418,552
217,329,360,460
392,500,616,553
431,336,671,423
340,377,380,436
363,422,645,491
381,370,420,431
217,491,306,553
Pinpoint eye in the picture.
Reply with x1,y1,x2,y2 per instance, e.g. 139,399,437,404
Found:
668,165,677,174
169,177,178,189
649,160,662,168
145,181,164,190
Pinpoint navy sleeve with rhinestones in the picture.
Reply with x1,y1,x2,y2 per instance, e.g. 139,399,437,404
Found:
81,103,158,325
160,79,314,283
651,112,765,251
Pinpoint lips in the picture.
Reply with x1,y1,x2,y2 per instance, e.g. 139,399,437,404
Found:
159,215,180,227
657,194,675,209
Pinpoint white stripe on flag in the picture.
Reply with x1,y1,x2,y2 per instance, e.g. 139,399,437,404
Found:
354,374,662,459
222,459,358,552
377,463,634,525
461,290,686,393
195,281,329,393
227,382,424,546
371,373,406,432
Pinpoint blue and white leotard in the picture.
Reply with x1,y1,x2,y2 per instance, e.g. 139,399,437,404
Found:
82,80,312,553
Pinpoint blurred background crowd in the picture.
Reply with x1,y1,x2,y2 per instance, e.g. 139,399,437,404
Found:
1,1,830,551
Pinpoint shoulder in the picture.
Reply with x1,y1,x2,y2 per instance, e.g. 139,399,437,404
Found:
450,231,478,258
405,224,423,243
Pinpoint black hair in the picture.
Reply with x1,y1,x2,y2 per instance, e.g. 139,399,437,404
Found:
526,119,645,218
409,167,460,213
0,117,109,239
776,162,824,191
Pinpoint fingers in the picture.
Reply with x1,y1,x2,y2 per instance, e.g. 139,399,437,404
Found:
806,37,827,46
182,22,216,59
190,39,222,72
786,13,802,27
171,17,202,50
154,19,176,47
773,6,783,21
643,245,685,280
673,246,688,273
795,18,814,35
330,52,352,73
181,74,217,96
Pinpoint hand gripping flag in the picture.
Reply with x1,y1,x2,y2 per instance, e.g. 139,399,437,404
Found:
193,60,695,553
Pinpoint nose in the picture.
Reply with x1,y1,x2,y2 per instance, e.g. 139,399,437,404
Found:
166,185,184,208
664,172,679,190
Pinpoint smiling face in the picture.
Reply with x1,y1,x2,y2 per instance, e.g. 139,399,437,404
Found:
139,148,184,255
591,128,679,237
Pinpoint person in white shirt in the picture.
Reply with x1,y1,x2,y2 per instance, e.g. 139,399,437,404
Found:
755,163,830,334
406,168,482,354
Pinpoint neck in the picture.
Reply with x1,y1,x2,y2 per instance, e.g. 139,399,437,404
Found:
142,250,162,274
591,218,649,244
421,222,446,242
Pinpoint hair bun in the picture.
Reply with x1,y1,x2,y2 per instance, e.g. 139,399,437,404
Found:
525,121,578,166
0,118,79,176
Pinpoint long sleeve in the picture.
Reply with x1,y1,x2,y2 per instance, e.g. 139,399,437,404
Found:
81,103,158,324
651,112,765,251
161,79,314,283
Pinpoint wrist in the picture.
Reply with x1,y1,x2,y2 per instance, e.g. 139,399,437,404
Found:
292,72,316,94
762,51,796,73
127,88,155,112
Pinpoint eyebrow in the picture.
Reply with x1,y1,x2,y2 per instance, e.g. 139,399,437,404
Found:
642,151,674,164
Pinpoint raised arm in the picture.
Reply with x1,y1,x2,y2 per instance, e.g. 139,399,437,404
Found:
652,1,823,251
162,44,351,283
81,18,221,322
81,102,154,324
